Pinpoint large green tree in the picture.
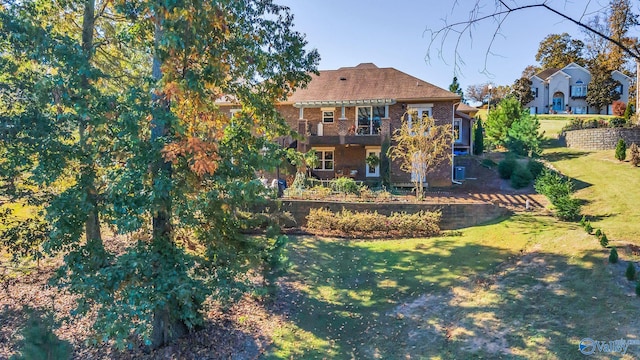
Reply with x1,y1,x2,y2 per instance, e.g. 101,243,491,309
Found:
512,77,535,107
535,33,586,69
1,0,319,350
485,96,541,156
586,61,621,113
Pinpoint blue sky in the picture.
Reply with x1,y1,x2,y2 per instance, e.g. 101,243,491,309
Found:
279,0,636,91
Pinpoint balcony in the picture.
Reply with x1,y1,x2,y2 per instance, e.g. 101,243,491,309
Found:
299,117,390,146
307,134,382,146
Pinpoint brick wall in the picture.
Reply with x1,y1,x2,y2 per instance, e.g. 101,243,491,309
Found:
276,200,511,230
564,128,640,150
263,101,455,187
389,102,454,187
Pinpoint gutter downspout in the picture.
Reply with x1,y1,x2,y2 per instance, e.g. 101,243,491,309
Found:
451,103,462,185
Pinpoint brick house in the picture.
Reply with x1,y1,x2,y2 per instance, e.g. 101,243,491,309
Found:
224,63,467,187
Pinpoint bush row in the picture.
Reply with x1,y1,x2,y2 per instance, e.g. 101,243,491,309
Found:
562,117,629,132
306,208,441,238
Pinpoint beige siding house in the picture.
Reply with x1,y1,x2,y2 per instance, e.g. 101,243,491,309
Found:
527,62,631,115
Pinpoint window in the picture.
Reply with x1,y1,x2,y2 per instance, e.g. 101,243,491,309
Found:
322,109,334,123
406,106,432,130
356,106,384,135
571,80,587,98
532,87,538,98
365,148,381,177
313,149,334,171
453,119,462,143
614,83,623,95
573,106,586,114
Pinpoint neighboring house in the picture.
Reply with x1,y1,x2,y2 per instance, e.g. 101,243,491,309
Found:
527,62,631,115
221,63,465,187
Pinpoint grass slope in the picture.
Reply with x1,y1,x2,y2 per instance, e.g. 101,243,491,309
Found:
265,118,640,359
267,215,640,359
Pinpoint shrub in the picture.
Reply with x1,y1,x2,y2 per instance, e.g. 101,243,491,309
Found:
609,117,626,128
626,262,636,281
636,281,640,297
527,159,545,179
534,169,582,220
624,101,634,120
584,221,593,234
554,195,582,221
498,157,518,179
330,177,361,196
510,166,533,189
615,139,627,161
534,169,573,203
599,232,609,248
612,100,626,117
579,215,586,227
609,247,618,264
305,208,441,238
630,143,640,167
595,229,602,238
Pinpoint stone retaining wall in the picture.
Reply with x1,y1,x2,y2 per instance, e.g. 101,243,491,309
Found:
276,200,511,230
564,128,640,150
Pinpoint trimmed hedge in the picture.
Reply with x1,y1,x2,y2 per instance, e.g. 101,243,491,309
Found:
306,208,441,238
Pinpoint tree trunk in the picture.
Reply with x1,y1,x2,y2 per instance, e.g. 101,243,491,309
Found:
148,8,187,349
80,0,104,258
150,304,188,350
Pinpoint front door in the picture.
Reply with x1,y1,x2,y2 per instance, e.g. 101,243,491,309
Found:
552,94,564,112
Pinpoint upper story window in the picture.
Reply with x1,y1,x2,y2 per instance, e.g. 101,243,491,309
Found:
356,106,385,135
532,87,538,98
614,83,623,95
406,106,432,130
571,81,587,98
322,108,334,123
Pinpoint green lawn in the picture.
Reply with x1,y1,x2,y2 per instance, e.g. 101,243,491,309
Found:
267,215,640,359
264,121,640,359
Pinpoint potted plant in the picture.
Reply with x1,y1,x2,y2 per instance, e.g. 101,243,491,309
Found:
366,153,380,170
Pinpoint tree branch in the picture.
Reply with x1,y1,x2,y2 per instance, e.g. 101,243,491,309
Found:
425,1,639,78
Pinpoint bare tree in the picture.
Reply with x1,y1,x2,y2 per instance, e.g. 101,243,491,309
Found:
388,111,453,199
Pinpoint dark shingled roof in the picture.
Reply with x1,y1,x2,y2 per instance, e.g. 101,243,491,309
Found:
286,63,460,103
533,68,561,80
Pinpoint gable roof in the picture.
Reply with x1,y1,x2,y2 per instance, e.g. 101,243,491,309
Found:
533,67,561,80
612,70,633,81
286,63,459,104
561,62,589,74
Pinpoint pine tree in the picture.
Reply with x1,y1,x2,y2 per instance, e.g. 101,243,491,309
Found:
449,76,465,103
473,118,484,155
615,139,627,161
609,247,618,263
